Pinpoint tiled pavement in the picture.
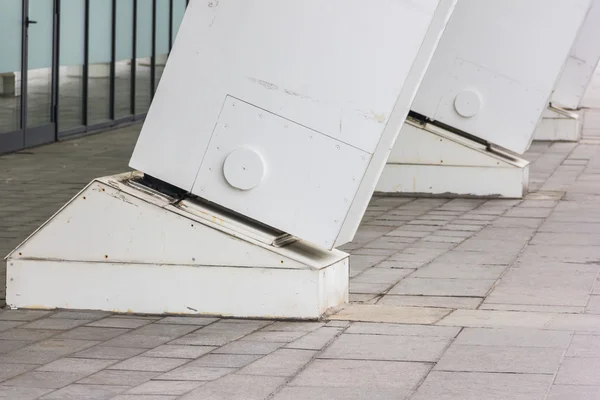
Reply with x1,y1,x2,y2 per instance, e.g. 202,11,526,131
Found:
1,116,600,398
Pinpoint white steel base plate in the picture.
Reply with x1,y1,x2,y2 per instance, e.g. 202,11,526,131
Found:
5,173,349,319
377,121,529,198
532,107,582,142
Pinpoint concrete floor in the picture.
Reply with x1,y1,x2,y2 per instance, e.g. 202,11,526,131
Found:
0,71,599,399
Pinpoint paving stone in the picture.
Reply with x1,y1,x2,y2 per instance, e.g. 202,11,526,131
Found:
87,318,153,329
180,374,286,400
321,333,451,362
555,357,600,385
39,383,128,399
110,394,178,399
438,310,556,329
351,247,399,256
238,349,316,376
485,264,597,307
78,370,159,386
72,346,147,360
100,334,173,349
186,354,261,368
480,303,586,313
544,314,600,332
0,321,25,332
0,311,52,322
0,363,38,382
348,293,379,303
155,317,219,326
566,334,600,358
19,319,93,331
491,216,544,228
454,328,572,348
127,380,204,396
411,371,553,400
504,206,554,218
351,267,413,283
0,386,53,400
38,358,118,374
262,322,324,332
108,357,188,373
329,304,450,324
345,322,459,338
272,386,402,400
390,277,495,297
49,311,111,320
0,339,100,364
54,327,129,341
0,340,33,354
290,359,430,394
3,371,85,389
546,385,600,400
435,343,564,374
157,365,236,382
212,340,283,355
378,295,482,309
284,327,342,350
0,329,58,341
349,281,392,294
133,324,200,338
171,321,267,346
238,330,307,343
412,263,505,280
143,345,215,359
435,250,516,265
422,235,466,244
586,295,600,314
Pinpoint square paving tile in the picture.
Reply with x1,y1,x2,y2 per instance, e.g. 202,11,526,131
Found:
127,380,205,396
555,357,600,386
238,349,316,377
108,357,189,372
290,359,430,394
390,277,495,297
411,371,553,400
434,344,564,374
320,333,451,362
180,374,286,400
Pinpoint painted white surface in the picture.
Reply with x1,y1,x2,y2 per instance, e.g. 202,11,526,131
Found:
130,0,450,249
411,0,591,154
7,174,349,319
552,0,600,110
380,122,529,198
335,0,457,247
532,108,583,142
7,259,348,319
377,164,528,199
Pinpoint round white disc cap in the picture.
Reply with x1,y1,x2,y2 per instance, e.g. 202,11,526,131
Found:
223,148,265,191
454,90,481,118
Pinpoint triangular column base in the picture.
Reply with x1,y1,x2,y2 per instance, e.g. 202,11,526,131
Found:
376,121,529,198
532,105,583,142
6,173,348,319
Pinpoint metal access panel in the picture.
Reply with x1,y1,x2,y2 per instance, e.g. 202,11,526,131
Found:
130,0,453,249
552,0,600,110
410,0,592,154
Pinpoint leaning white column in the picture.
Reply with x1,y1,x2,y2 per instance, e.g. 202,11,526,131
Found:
533,0,600,142
5,0,454,319
378,0,592,199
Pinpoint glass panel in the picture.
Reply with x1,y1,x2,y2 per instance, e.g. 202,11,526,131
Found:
115,0,134,119
172,0,187,43
0,0,22,135
58,0,85,131
135,0,153,114
27,0,53,129
155,0,170,91
87,0,112,125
